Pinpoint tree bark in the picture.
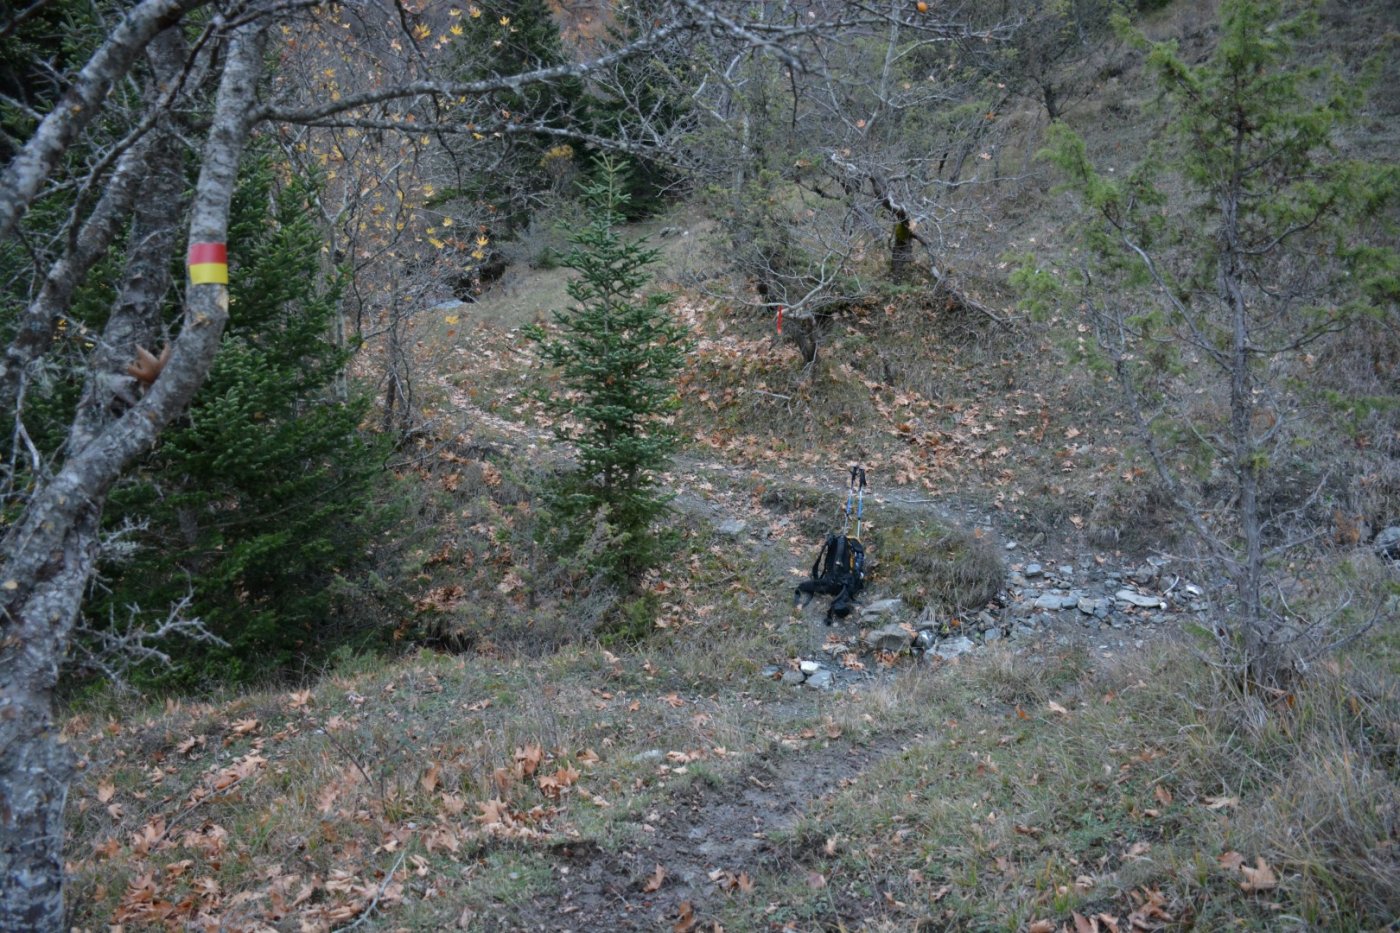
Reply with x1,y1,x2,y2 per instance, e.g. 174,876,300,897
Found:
891,212,913,283
73,28,190,450
0,23,266,930
0,0,210,243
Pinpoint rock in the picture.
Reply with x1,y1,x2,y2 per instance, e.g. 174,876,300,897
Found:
806,670,834,689
1058,565,1074,577
914,628,938,650
1010,600,1036,619
781,669,806,686
1005,541,1017,550
983,627,1003,643
1131,564,1158,585
1033,592,1080,611
1024,563,1044,578
632,749,664,763
863,623,912,653
799,660,821,674
860,598,904,619
760,665,782,680
716,519,747,537
1115,589,1163,609
1375,526,1400,560
1077,597,1110,616
931,636,976,660
1029,532,1046,548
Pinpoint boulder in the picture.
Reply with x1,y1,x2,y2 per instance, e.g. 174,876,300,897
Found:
806,670,834,689
1375,526,1400,560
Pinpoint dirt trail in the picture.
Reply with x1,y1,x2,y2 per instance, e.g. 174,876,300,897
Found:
481,733,910,932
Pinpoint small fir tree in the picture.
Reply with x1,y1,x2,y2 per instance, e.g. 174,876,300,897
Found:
527,159,692,583
89,156,386,686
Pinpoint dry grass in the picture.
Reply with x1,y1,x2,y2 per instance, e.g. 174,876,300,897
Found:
717,640,1400,931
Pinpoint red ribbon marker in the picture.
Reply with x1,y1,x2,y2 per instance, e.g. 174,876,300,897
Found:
776,305,783,335
188,242,229,285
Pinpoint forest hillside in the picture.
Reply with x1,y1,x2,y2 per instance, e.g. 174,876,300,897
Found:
1,0,1396,930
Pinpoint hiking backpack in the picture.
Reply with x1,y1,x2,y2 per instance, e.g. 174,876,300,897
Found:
813,533,865,596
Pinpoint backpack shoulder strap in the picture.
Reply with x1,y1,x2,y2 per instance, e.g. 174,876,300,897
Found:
811,537,830,579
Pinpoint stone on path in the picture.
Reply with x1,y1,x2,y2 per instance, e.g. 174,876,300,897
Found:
1115,589,1163,608
860,598,904,619
863,623,912,653
930,636,976,660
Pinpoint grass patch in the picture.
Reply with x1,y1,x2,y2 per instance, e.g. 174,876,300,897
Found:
876,518,1006,613
710,641,1400,931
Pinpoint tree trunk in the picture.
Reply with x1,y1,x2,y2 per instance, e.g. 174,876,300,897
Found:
0,25,266,930
73,28,189,450
0,0,211,242
788,307,818,363
891,214,914,283
1220,187,1270,681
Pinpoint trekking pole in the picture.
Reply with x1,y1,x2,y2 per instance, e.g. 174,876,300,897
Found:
849,465,866,539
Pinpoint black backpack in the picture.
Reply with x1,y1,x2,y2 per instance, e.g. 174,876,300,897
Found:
793,533,866,623
814,533,865,595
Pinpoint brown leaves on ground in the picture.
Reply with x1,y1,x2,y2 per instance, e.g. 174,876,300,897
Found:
643,864,668,892
1028,886,1175,933
1238,855,1280,893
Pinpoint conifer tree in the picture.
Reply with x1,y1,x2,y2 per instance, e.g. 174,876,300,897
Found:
88,155,386,685
1042,0,1398,683
527,159,692,583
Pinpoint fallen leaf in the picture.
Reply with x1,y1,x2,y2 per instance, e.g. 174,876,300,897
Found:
97,780,116,803
515,744,543,778
643,864,667,893
1203,795,1238,810
1153,784,1173,807
421,762,441,794
805,871,827,889
1072,910,1096,933
1047,701,1070,715
672,900,696,933
1218,850,1246,872
1027,921,1056,933
1240,856,1278,893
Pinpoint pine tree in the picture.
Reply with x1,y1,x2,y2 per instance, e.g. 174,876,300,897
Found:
1042,0,1398,683
527,159,692,583
88,155,386,686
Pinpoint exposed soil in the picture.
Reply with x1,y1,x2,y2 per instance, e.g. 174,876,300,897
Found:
470,733,909,932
